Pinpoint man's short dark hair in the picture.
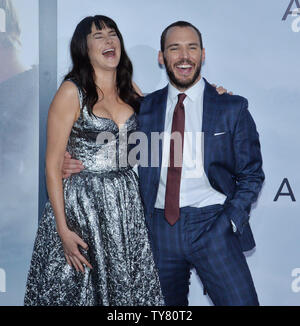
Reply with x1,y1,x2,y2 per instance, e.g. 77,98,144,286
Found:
160,21,203,52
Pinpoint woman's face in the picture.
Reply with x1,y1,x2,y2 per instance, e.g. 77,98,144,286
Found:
87,23,121,72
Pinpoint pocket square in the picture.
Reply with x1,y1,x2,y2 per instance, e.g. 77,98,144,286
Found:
214,132,226,136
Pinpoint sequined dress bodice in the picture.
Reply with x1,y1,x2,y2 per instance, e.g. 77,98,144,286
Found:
67,105,137,174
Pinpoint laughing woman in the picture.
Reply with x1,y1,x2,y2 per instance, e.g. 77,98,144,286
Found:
24,15,164,306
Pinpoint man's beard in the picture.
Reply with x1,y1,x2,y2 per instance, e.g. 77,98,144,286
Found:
164,56,202,90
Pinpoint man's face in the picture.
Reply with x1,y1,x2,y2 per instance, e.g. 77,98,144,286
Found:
159,26,205,91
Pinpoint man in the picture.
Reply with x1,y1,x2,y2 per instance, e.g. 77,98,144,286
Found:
63,21,264,306
138,21,264,306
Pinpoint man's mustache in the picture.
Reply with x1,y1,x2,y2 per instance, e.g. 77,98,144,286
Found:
174,60,195,67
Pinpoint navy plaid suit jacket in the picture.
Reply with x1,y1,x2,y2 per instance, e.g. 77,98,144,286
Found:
137,78,264,252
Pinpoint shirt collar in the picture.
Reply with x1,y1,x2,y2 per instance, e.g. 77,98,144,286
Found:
168,77,205,103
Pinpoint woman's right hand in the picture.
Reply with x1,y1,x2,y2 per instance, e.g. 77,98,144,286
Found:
58,227,93,273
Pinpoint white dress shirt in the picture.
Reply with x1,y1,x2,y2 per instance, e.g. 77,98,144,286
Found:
154,78,227,209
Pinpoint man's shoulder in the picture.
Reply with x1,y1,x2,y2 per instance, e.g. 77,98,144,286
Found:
204,79,248,110
142,86,168,104
138,86,168,118
217,92,248,107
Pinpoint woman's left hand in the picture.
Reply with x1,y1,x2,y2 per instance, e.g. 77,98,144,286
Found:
212,84,233,95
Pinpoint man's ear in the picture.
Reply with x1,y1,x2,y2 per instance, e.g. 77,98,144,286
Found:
158,51,165,66
201,48,206,64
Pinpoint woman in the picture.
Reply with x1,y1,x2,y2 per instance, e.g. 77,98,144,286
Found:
24,15,164,306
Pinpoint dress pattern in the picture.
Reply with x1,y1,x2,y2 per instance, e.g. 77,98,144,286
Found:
24,81,164,306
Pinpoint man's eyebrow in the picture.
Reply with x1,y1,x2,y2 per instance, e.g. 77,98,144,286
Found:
166,43,180,49
166,42,200,48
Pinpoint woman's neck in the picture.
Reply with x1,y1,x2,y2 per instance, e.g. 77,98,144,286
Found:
94,68,118,98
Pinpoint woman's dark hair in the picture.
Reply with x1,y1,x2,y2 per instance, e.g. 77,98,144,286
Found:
64,15,141,115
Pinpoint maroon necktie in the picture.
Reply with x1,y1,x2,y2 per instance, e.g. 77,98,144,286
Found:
164,93,186,226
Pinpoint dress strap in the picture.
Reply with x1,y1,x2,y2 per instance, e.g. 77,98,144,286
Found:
65,78,84,110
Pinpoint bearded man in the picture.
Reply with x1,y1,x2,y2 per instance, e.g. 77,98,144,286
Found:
137,21,264,306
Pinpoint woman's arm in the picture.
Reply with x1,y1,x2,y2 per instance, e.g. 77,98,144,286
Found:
46,81,92,272
46,81,78,232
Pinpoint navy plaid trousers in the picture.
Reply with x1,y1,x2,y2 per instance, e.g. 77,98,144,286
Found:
146,204,259,306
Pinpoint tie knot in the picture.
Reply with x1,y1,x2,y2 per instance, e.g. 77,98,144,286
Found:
177,93,186,106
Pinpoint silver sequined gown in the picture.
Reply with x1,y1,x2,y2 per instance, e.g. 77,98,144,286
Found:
24,82,164,306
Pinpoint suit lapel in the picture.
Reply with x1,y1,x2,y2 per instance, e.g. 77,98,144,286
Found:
150,86,168,184
202,78,218,176
151,86,168,132
202,78,218,132
138,86,168,194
